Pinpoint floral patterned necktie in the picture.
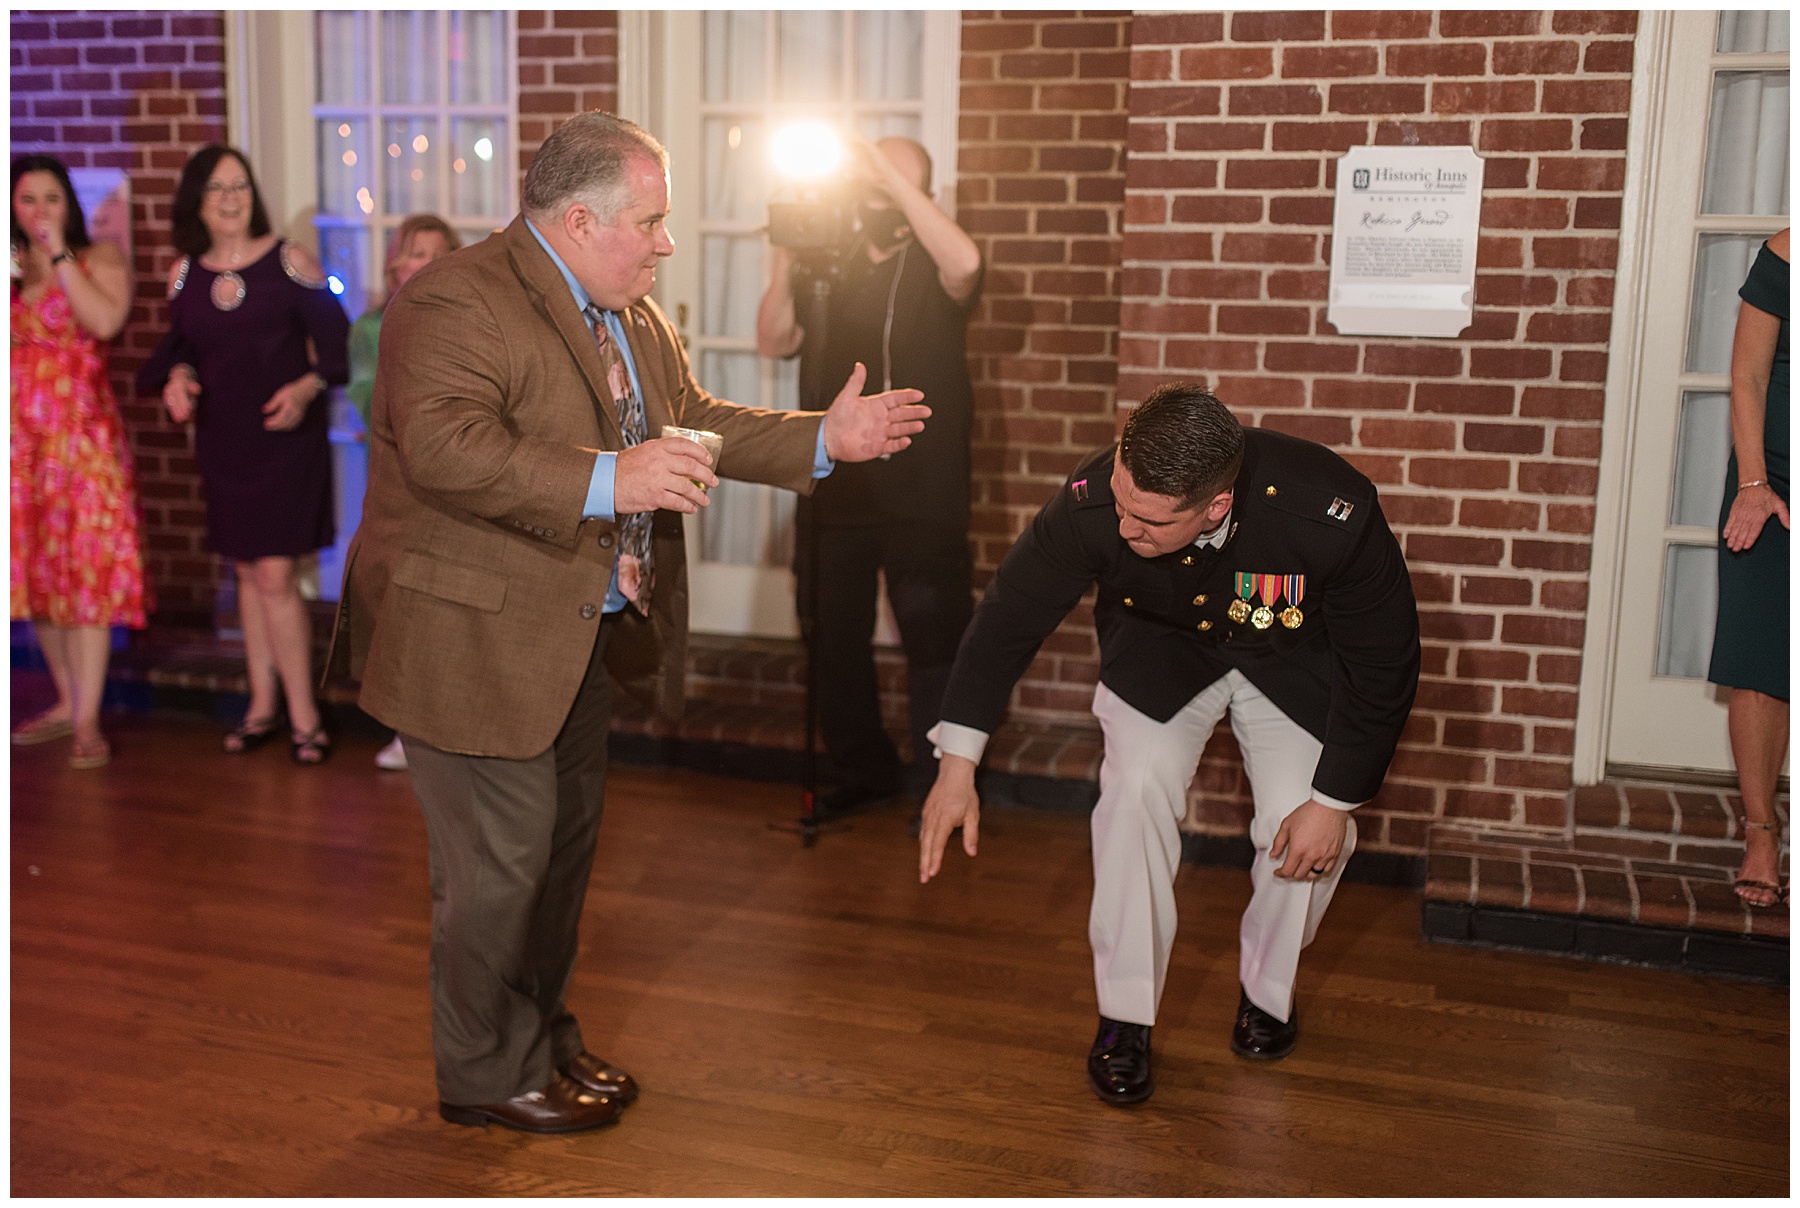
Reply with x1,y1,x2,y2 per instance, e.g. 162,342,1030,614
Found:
586,304,653,614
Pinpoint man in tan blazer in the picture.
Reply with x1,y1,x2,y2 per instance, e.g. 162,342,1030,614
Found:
330,112,929,1134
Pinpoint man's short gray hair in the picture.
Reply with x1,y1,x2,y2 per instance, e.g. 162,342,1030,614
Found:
521,111,669,224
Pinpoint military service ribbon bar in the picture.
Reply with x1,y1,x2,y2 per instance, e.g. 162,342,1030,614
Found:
1229,572,1307,630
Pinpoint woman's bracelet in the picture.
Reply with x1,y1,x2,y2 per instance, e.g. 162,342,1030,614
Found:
1738,479,1770,492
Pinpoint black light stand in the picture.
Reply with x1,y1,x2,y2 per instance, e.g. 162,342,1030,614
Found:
769,254,849,847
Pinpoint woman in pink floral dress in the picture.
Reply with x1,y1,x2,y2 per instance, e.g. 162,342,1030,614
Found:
11,154,146,768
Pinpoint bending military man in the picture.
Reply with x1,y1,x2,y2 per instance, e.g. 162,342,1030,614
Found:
918,384,1419,1105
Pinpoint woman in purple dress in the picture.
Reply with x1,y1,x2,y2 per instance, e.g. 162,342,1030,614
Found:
138,146,350,764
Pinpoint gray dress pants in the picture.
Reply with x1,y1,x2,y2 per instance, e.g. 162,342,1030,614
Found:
401,615,615,1106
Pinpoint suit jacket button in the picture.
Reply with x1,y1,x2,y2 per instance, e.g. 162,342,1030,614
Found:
599,533,614,549
1198,620,1212,631
544,529,556,538
1193,594,1207,605
1265,485,1278,496
1123,597,1134,607
580,603,597,620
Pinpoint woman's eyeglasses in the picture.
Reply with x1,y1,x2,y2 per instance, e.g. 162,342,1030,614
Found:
204,181,253,198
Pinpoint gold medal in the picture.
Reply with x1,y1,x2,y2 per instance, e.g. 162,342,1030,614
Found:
1280,606,1303,629
1227,598,1251,624
1250,606,1274,630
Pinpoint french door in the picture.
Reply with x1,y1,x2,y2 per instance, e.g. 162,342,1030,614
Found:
1599,10,1787,775
623,10,959,637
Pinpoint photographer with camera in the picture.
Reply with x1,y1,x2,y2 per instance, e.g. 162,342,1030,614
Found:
757,136,983,819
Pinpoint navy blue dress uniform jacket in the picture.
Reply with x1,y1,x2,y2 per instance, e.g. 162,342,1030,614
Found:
940,428,1421,805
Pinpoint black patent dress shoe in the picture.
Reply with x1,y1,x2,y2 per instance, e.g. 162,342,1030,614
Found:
1086,1016,1154,1105
438,1073,622,1133
561,1051,639,1104
1230,988,1297,1060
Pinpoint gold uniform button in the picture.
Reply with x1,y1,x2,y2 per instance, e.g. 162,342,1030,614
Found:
1193,594,1207,606
1265,485,1278,496
1198,620,1212,631
1123,597,1134,607
1181,555,1194,566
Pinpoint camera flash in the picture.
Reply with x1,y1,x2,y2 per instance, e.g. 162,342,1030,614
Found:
771,121,843,181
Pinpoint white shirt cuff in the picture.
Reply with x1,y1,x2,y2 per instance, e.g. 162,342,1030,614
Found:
926,720,988,765
1310,789,1363,812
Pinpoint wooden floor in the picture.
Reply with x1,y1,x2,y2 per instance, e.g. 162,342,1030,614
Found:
10,688,1790,1196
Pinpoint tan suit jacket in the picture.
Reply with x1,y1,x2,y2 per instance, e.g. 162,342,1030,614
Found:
327,217,823,759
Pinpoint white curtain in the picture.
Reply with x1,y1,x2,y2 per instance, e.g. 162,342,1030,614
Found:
382,11,438,104
1716,10,1790,53
1702,70,1790,215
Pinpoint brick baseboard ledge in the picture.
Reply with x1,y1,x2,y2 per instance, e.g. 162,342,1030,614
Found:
1423,900,1787,985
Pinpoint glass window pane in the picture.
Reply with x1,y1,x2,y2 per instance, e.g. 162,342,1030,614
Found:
1655,544,1719,679
317,119,372,218
1670,391,1732,527
855,112,924,144
450,117,506,218
317,12,369,104
318,224,370,319
1686,233,1764,374
700,235,764,338
704,11,767,103
384,118,443,216
778,12,842,101
456,225,499,250
855,12,923,101
382,11,440,104
449,11,506,104
702,118,766,223
1717,10,1790,53
773,354,799,412
1701,71,1791,215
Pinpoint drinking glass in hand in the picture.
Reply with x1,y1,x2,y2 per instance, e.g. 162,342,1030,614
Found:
660,425,723,492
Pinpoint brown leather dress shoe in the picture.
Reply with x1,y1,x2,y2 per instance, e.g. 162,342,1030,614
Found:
560,1051,639,1104
438,1073,622,1133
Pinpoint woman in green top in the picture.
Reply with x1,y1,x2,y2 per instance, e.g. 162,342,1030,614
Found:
1710,228,1789,908
347,215,462,425
349,214,462,770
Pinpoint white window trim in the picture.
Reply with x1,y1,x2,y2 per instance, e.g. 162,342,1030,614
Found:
224,12,318,251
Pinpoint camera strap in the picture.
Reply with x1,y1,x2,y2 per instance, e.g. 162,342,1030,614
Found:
880,242,909,393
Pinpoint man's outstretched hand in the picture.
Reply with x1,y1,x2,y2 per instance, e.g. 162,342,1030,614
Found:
821,362,929,463
918,754,981,883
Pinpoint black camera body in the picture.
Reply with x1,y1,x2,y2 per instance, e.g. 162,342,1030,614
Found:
767,200,852,253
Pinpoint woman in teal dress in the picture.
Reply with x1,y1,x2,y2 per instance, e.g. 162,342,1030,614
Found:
346,214,461,771
1709,228,1789,908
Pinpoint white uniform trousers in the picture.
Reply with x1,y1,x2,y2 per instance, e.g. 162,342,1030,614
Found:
1089,671,1356,1026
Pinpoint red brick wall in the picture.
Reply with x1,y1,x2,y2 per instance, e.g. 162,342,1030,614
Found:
1121,10,1636,852
958,10,1133,724
10,9,229,621
515,10,617,182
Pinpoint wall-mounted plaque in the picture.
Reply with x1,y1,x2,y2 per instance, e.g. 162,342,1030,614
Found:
1327,145,1484,338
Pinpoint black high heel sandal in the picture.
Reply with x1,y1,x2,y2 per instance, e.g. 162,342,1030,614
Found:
290,726,332,766
223,713,283,754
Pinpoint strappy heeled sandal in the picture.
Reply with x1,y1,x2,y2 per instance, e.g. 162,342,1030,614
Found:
290,726,332,766
223,712,283,754
1734,820,1785,909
